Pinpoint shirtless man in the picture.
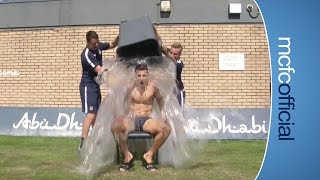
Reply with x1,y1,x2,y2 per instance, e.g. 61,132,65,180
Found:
111,63,172,171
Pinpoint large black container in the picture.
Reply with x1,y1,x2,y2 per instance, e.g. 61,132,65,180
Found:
116,16,162,61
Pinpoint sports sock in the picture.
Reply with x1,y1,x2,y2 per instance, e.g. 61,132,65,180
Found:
79,137,85,148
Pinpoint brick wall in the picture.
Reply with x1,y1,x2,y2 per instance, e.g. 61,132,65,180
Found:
0,23,270,108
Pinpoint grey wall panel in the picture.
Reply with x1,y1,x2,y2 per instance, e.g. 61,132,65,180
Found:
0,0,262,28
0,0,64,27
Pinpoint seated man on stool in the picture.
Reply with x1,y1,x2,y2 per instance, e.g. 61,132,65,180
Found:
111,63,172,172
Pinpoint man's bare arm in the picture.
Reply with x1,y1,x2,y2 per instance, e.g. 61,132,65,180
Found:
161,44,175,62
155,87,164,111
109,35,119,49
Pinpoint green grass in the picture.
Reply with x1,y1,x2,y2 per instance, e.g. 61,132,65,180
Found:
0,136,266,180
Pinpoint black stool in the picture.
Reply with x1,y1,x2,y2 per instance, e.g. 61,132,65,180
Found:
116,131,158,164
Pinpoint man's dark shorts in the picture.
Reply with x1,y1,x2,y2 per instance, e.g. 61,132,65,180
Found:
79,84,101,114
134,116,150,132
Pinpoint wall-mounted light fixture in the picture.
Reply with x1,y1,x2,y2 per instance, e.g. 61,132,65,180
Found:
157,0,171,18
229,3,242,14
160,0,171,13
228,3,241,19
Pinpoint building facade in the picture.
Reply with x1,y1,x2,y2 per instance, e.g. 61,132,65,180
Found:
0,0,270,139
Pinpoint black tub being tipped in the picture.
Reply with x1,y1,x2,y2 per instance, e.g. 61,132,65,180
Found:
116,16,163,66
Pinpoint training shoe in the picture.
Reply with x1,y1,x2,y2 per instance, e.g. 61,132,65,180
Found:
77,147,81,154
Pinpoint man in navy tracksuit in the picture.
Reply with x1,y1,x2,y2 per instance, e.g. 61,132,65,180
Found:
161,42,186,106
79,31,118,149
170,43,185,106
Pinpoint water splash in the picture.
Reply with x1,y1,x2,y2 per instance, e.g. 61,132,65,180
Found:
78,57,208,176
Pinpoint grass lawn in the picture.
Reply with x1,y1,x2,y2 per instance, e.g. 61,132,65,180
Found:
0,136,266,180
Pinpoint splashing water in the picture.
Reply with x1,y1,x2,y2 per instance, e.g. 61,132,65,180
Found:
77,56,209,176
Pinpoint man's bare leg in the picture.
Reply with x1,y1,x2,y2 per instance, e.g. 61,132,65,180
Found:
143,119,171,164
80,113,96,148
111,118,134,163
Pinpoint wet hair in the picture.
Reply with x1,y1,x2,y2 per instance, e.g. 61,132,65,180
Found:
171,42,183,51
86,31,99,42
135,63,148,72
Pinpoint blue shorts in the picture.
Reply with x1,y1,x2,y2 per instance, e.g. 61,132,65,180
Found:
79,84,101,114
134,116,150,132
